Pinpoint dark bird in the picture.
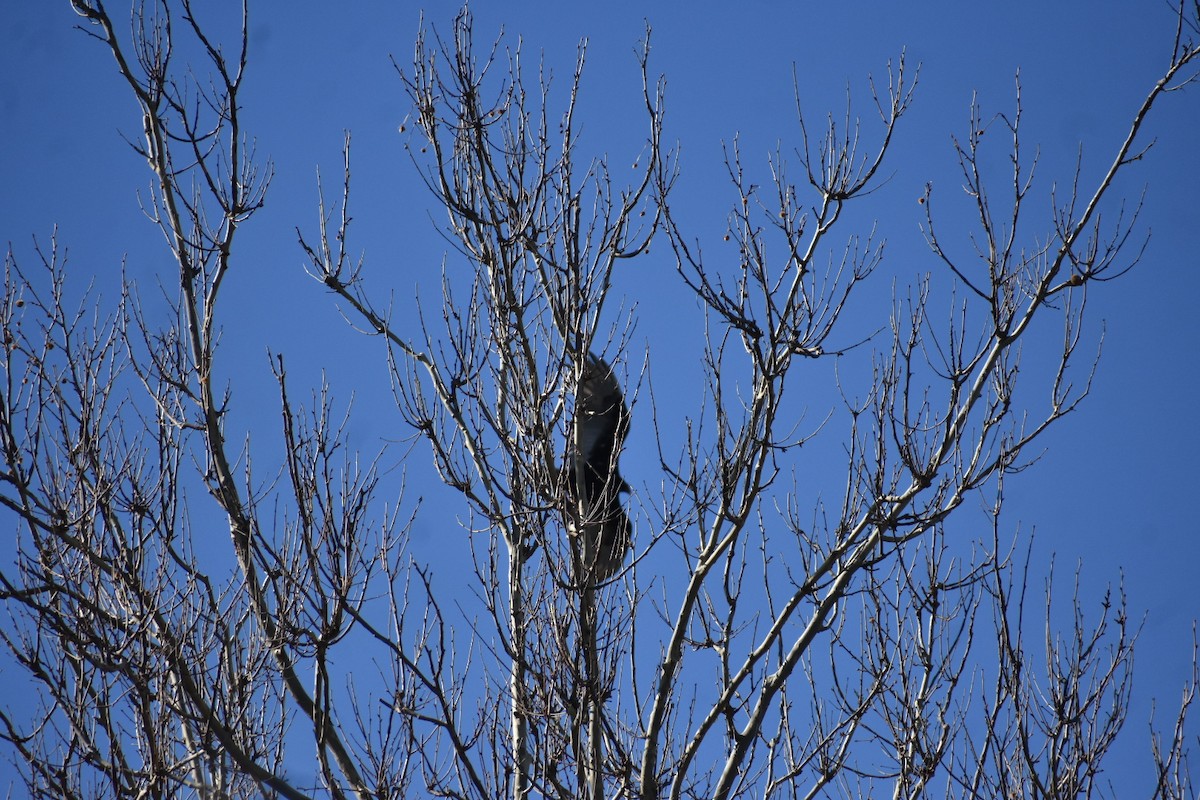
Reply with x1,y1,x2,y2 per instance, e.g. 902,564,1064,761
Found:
561,354,632,583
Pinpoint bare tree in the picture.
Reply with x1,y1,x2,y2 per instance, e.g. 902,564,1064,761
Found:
1,2,1198,799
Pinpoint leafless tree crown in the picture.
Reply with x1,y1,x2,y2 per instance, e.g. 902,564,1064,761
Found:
1,2,1199,799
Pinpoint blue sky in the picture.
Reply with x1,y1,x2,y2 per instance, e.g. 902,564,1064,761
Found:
3,1,1199,793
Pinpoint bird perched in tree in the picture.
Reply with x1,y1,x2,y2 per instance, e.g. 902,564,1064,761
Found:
560,354,632,584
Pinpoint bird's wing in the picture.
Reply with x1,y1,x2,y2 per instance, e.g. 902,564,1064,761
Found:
576,356,630,486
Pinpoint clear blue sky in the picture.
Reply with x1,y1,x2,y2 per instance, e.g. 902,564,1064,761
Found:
3,1,1198,792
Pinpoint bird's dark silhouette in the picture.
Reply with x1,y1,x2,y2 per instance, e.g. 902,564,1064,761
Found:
561,355,631,583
